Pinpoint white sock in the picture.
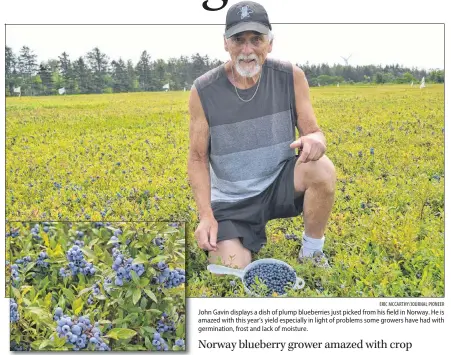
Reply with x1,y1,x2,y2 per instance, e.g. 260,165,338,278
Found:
302,232,325,257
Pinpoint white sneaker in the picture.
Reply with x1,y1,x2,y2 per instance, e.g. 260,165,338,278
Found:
298,249,330,268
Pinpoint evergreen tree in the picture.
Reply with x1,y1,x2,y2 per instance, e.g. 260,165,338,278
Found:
17,46,38,95
86,47,109,93
37,63,53,95
111,58,129,92
136,51,152,91
127,59,138,92
73,57,92,94
5,46,17,95
58,52,76,93
153,59,167,91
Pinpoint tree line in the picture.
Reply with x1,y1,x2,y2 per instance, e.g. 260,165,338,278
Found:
302,62,444,86
5,45,445,96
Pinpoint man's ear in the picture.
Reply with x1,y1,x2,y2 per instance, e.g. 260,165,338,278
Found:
268,39,273,54
224,36,229,52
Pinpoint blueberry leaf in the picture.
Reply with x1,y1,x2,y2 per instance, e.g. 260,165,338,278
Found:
150,255,167,264
72,297,83,315
81,247,96,261
130,270,140,285
132,254,149,265
105,328,137,340
144,289,158,303
139,278,150,287
132,288,141,305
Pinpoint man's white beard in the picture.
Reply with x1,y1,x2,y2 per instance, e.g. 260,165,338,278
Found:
235,54,261,78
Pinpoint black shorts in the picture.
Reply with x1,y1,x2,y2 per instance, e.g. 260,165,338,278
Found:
211,155,304,253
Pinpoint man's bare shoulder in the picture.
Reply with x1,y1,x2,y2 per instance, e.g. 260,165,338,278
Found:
193,64,226,91
291,64,308,87
265,57,294,73
291,63,305,76
189,86,203,115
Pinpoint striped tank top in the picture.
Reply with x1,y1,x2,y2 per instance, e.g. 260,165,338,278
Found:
193,58,297,204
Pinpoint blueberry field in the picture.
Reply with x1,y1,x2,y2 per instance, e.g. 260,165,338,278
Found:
7,221,186,351
5,85,444,299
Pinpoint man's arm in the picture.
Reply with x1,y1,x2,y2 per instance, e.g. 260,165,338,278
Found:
187,86,218,251
289,64,327,163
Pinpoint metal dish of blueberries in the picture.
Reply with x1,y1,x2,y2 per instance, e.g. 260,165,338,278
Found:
207,258,305,297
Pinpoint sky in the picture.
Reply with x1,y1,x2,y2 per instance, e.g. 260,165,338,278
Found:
6,24,444,70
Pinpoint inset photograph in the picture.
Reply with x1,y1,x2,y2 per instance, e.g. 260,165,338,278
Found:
7,221,186,351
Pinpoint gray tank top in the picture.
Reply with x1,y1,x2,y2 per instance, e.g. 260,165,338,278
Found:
194,58,297,204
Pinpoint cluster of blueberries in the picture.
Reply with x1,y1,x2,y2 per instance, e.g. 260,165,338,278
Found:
175,339,185,349
36,251,50,268
10,263,20,285
152,313,185,350
152,332,169,351
59,245,96,278
10,256,32,285
103,277,113,294
151,332,185,351
10,341,30,351
10,251,51,286
54,308,110,351
10,299,19,323
243,263,297,296
153,313,173,351
14,256,32,266
109,228,122,247
156,312,176,333
53,182,62,190
109,228,132,247
6,222,54,240
72,239,84,247
88,283,101,305
93,222,108,229
109,236,119,247
152,262,185,289
285,233,300,241
69,230,85,247
6,228,20,238
430,174,441,182
153,236,165,250
112,248,145,286
30,224,42,240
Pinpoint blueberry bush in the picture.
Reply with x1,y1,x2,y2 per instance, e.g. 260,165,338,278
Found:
5,85,444,298
7,221,186,351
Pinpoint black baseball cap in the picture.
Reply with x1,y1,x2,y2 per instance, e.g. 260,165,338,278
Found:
225,1,272,38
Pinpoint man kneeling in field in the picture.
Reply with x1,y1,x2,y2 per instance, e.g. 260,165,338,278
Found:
188,1,336,268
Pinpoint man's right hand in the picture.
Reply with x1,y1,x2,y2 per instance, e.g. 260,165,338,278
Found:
195,216,218,251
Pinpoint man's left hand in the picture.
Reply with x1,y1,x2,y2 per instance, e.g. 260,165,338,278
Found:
290,133,326,163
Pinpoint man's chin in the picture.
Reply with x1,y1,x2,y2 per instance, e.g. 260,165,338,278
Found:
236,63,261,78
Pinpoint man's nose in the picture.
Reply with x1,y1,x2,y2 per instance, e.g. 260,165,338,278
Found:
241,42,254,55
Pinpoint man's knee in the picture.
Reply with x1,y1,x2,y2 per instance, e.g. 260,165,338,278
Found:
208,239,252,269
316,156,336,188
296,155,336,192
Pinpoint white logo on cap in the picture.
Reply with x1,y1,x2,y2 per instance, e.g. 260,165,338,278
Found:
238,5,253,19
